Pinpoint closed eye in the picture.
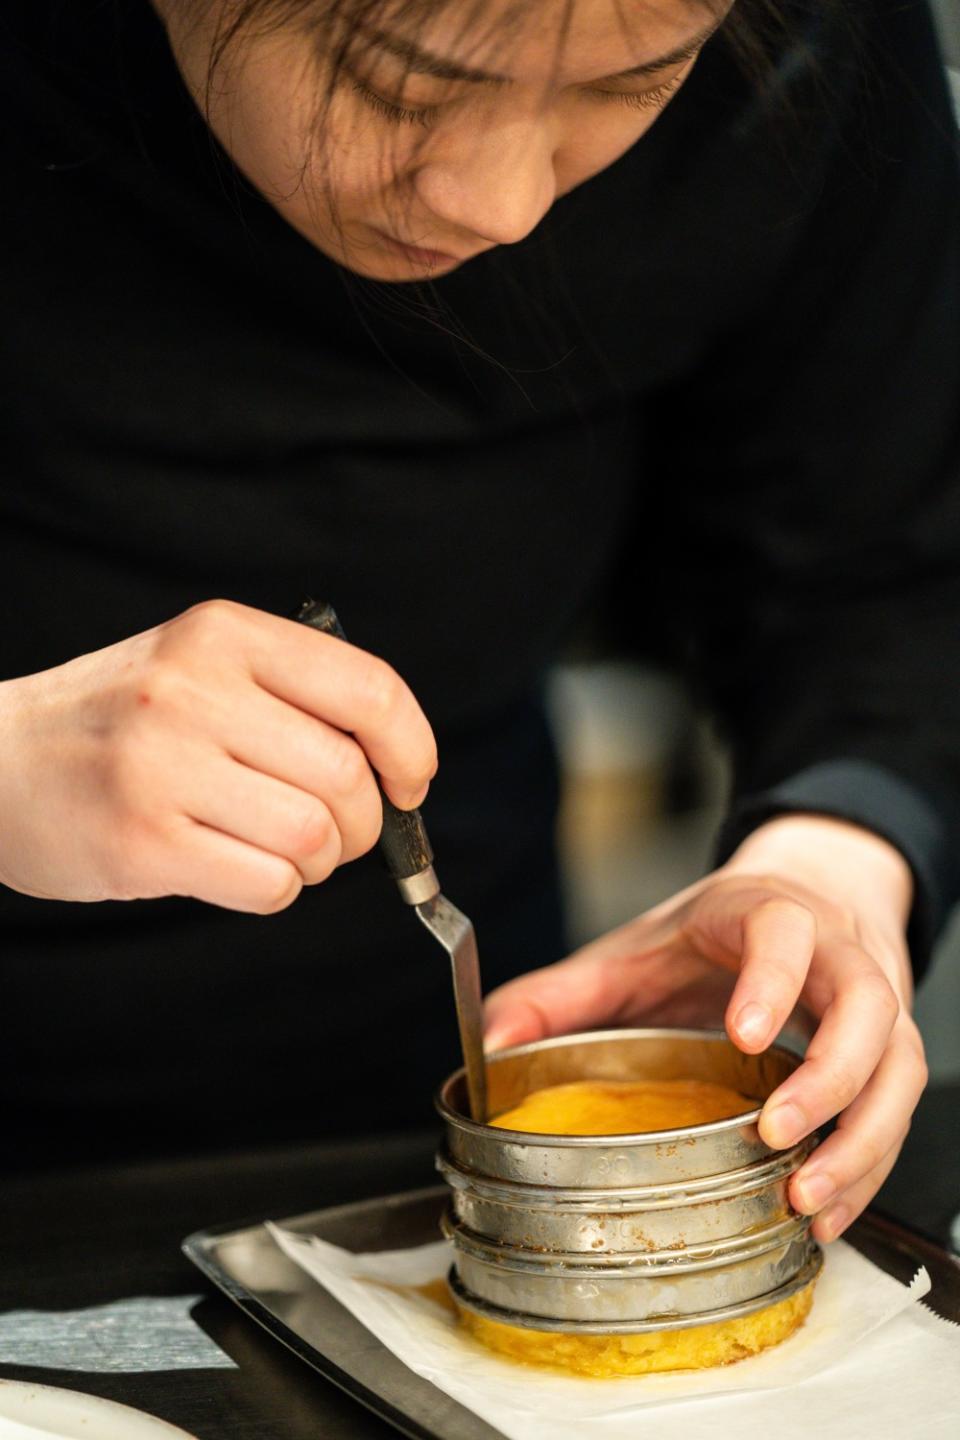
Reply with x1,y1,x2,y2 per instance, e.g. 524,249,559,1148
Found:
348,69,687,128
351,77,439,126
585,75,685,110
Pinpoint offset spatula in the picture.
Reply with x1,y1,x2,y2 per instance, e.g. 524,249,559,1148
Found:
294,599,488,1123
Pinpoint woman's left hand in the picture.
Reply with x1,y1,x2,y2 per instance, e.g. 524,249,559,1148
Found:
483,814,927,1243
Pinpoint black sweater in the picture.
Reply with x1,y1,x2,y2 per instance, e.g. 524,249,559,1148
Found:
1,0,958,1161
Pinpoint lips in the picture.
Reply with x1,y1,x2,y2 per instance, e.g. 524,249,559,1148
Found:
373,229,469,268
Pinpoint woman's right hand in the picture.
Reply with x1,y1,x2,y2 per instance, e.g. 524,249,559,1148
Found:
0,600,437,913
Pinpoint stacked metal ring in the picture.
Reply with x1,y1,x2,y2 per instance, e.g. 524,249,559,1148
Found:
435,1029,822,1334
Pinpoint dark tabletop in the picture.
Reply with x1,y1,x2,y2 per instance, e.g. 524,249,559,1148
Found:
0,1084,957,1440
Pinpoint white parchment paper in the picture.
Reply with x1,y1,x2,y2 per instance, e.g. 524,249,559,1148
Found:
268,1223,960,1440
0,1297,234,1373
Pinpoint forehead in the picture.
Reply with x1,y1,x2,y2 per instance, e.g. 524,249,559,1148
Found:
369,0,724,80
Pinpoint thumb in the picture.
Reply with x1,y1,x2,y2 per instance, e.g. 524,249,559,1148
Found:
482,919,663,1053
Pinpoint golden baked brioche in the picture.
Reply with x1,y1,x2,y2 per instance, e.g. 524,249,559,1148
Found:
460,1282,814,1376
490,1077,754,1135
461,1077,815,1375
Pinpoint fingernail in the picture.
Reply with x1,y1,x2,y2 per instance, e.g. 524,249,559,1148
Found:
735,1001,772,1046
795,1171,836,1213
483,1029,512,1054
818,1202,850,1242
762,1100,807,1148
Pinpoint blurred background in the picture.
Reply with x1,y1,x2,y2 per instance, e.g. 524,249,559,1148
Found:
934,0,959,70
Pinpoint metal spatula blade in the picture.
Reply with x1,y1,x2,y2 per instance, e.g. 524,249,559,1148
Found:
294,599,488,1123
414,894,487,1124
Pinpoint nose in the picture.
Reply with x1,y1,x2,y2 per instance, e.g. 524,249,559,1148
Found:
411,118,556,248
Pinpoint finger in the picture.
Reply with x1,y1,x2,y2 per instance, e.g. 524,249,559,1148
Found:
717,895,817,1053
483,950,620,1053
156,818,303,914
759,942,900,1149
482,917,710,1052
482,923,650,1051
231,605,437,809
221,689,383,863
179,751,343,885
791,1025,927,1216
809,1143,903,1243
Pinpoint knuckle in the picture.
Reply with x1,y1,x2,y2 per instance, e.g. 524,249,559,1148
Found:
301,847,340,886
361,658,405,725
252,862,301,914
855,970,900,1025
747,894,816,937
327,737,369,796
741,877,854,937
771,894,813,924
191,597,239,626
285,799,334,859
170,598,240,651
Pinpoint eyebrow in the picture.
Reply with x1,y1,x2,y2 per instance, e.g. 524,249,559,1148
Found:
363,27,509,86
609,23,721,81
363,19,722,88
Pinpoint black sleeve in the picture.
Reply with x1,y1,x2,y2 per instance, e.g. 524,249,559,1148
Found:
647,0,960,976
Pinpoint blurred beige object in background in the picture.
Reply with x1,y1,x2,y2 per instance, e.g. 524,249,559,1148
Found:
932,0,959,69
547,664,725,940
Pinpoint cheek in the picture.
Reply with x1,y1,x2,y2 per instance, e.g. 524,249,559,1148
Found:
202,41,409,240
555,106,661,194
199,31,319,199
314,95,416,214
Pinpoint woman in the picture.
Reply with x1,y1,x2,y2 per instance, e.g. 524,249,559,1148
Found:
0,0,957,1246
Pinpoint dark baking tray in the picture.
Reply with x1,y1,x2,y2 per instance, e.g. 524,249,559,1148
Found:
183,1187,960,1440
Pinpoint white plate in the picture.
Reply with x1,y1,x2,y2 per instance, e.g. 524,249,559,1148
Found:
0,1381,197,1440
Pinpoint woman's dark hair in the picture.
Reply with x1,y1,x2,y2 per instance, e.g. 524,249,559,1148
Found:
198,0,842,111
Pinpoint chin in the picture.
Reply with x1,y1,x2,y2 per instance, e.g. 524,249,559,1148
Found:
338,249,467,283
316,224,468,282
